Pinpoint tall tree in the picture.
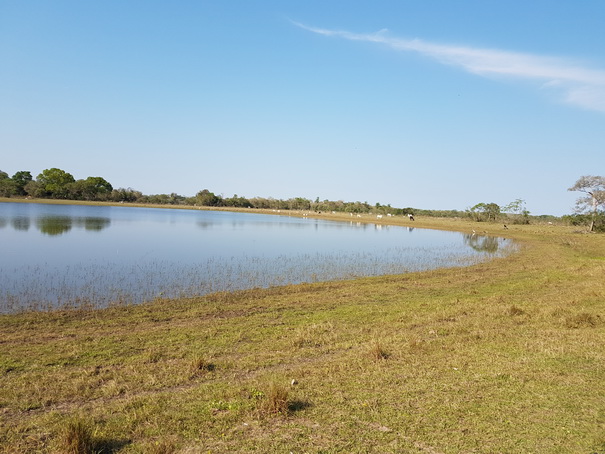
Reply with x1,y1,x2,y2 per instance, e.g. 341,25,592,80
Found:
0,170,16,196
36,168,76,199
196,189,221,207
502,198,530,224
568,175,605,231
11,171,33,196
468,202,501,222
80,176,113,200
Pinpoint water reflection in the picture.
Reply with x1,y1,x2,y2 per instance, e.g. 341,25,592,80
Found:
463,233,502,253
0,214,112,236
36,216,73,236
75,217,111,232
12,217,31,231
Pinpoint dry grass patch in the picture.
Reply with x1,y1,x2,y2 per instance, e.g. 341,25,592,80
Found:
508,305,527,317
189,354,215,378
255,383,291,417
58,419,95,454
290,321,336,348
564,312,601,329
368,340,390,361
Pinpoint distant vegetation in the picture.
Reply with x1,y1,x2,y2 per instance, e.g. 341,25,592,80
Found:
2,167,604,229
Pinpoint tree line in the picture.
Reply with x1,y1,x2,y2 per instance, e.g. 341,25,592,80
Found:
0,167,437,215
1,168,604,230
0,168,113,201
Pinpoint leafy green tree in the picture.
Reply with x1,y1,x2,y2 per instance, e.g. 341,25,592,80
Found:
11,171,33,196
66,180,86,199
79,176,113,200
36,168,76,199
224,194,252,208
0,170,16,196
24,180,44,198
468,202,501,222
568,175,605,232
196,189,221,207
110,187,142,203
288,197,311,210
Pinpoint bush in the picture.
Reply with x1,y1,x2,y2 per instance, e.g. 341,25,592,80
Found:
562,214,605,232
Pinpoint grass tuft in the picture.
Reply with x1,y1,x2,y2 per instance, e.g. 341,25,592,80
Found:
508,305,526,316
368,340,390,361
291,322,336,348
58,419,95,454
565,312,600,329
148,440,178,454
189,354,215,378
256,383,290,417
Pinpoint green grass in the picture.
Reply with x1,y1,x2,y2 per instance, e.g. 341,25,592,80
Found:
1,215,605,453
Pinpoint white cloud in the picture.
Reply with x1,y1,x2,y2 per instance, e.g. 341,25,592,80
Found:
296,22,605,112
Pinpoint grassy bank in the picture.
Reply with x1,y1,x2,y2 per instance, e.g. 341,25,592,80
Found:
1,214,604,453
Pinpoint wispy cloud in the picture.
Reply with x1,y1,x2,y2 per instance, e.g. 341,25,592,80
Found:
295,22,605,112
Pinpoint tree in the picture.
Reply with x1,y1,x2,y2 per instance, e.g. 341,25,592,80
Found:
36,168,76,199
11,171,33,196
24,180,45,198
110,187,142,203
0,170,16,197
196,189,221,207
502,198,530,224
78,176,113,200
568,175,605,232
468,202,501,222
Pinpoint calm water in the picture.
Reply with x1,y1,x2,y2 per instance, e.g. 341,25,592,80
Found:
0,202,515,312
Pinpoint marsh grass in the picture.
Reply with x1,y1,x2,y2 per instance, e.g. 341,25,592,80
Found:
1,217,605,453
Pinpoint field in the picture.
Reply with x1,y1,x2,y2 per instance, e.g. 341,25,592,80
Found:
1,212,604,453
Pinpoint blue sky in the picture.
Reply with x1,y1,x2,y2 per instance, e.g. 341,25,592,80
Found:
1,1,604,216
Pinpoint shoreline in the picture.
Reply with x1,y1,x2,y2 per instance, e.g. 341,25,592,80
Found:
2,200,603,452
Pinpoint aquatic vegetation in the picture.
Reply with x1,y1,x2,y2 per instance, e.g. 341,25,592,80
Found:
0,239,516,312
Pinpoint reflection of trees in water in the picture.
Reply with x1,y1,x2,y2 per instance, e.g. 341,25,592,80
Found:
37,216,76,236
74,217,111,231
36,216,110,236
37,216,72,236
12,217,30,231
463,234,501,253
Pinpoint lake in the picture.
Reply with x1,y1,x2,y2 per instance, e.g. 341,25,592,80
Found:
0,202,515,312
